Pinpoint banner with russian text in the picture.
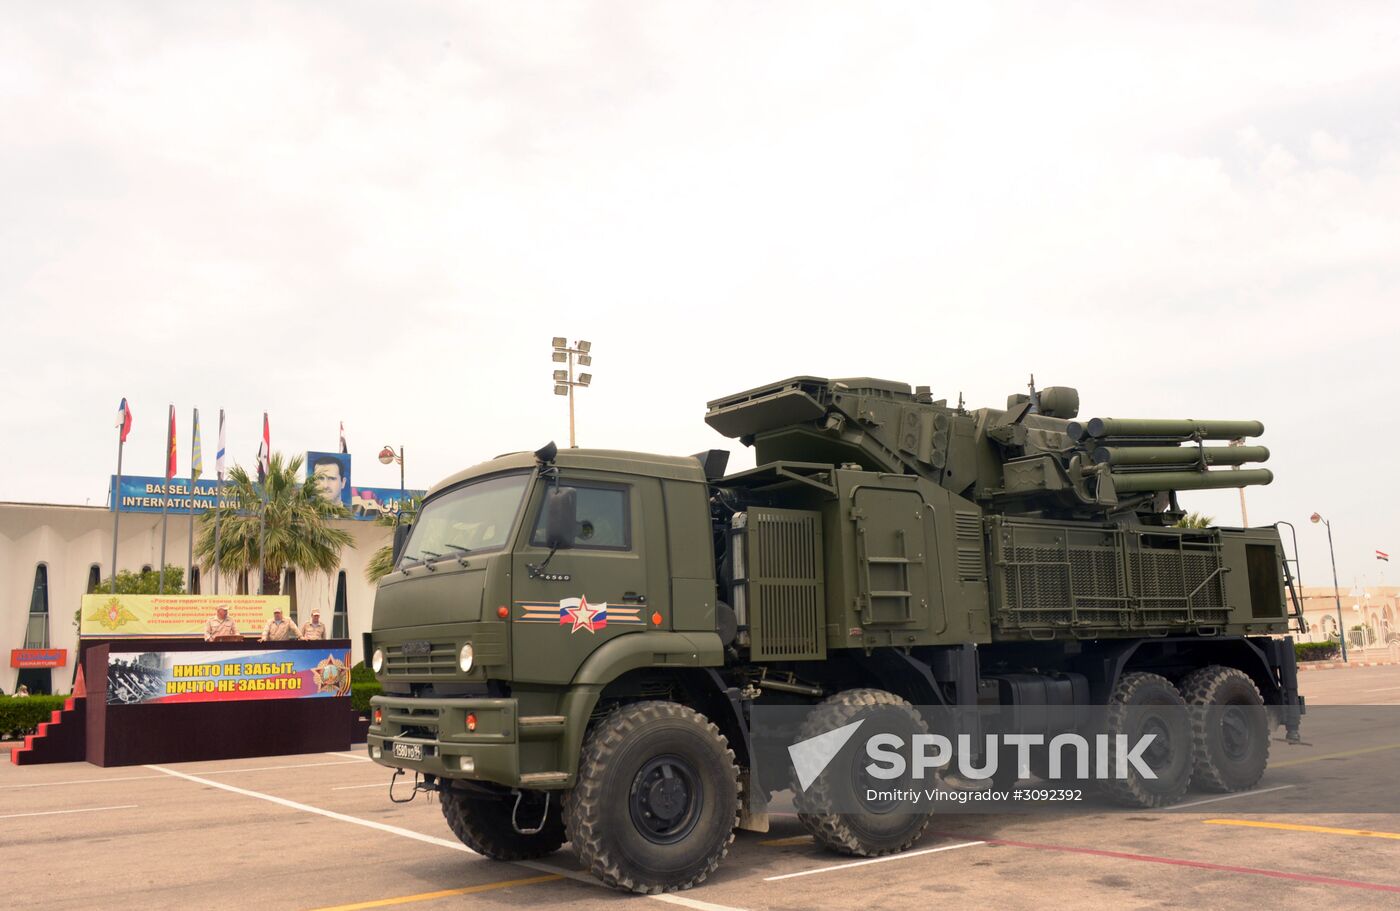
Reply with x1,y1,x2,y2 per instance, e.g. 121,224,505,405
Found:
81,594,289,638
105,648,352,705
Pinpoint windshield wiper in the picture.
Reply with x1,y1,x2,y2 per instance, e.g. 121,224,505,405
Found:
445,543,472,554
419,550,442,560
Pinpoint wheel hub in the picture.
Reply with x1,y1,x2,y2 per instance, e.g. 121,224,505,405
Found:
629,755,703,845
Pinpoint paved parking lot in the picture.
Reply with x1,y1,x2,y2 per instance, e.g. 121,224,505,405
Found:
6,664,1400,911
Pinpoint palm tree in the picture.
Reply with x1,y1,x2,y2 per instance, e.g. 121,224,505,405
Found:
365,497,420,584
1175,511,1215,529
196,452,353,595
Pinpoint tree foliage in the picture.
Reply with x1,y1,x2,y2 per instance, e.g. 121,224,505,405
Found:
94,566,186,595
1174,511,1215,529
196,451,353,595
365,497,420,584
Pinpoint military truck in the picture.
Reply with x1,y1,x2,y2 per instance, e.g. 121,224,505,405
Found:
366,376,1304,893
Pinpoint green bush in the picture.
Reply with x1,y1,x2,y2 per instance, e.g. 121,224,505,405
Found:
351,681,381,715
1296,641,1339,662
0,695,70,739
351,661,377,684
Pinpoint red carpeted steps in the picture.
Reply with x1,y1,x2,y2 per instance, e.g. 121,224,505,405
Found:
10,696,87,765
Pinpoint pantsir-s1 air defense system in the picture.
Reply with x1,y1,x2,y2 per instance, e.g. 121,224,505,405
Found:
366,376,1303,893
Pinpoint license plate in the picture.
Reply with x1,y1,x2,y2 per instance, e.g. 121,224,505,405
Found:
392,742,423,761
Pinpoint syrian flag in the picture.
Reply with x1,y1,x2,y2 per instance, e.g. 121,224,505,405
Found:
165,405,177,480
257,412,270,483
216,409,226,480
1379,550,1390,562
116,398,133,443
339,420,348,454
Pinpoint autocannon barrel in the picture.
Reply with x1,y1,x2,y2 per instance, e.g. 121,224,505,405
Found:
1109,468,1274,493
1092,445,1270,467
1067,417,1264,442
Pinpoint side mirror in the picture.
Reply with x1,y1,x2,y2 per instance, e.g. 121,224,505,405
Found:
543,487,577,550
392,523,413,565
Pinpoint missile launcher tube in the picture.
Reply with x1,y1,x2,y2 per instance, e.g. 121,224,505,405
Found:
1109,468,1273,493
1068,417,1264,442
1092,445,1270,467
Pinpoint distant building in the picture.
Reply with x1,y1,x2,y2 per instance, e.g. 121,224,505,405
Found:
1294,584,1398,646
1,501,389,694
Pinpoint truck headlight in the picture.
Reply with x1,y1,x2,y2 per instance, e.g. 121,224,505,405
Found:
371,648,385,673
459,643,474,672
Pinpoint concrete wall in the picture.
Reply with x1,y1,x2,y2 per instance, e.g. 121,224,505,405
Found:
0,501,390,693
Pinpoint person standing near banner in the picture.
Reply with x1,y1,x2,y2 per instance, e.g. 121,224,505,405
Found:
203,605,239,641
259,608,298,642
300,609,327,640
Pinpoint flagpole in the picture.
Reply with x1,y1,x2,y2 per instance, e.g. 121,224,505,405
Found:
159,404,172,595
186,407,199,594
213,408,224,595
111,413,125,595
257,412,268,595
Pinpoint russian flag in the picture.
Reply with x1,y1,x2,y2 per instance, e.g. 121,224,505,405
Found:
116,398,132,443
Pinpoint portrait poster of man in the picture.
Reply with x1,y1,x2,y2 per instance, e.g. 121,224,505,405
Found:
307,451,351,507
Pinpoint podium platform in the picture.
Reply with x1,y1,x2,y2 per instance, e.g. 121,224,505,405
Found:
84,639,354,767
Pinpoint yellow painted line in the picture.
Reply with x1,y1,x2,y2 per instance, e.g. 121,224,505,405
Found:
759,834,814,847
304,873,563,910
1205,819,1400,841
1271,742,1400,768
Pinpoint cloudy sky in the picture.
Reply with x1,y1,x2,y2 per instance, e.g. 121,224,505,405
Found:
2,3,1397,588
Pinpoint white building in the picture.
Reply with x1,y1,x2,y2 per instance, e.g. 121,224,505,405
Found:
1,501,389,694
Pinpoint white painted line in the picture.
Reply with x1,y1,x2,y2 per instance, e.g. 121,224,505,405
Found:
0,804,137,820
149,765,751,911
325,750,374,762
331,782,390,791
199,759,366,775
762,840,985,881
1365,686,1400,693
0,775,162,790
523,860,748,911
1166,784,1296,810
147,764,479,853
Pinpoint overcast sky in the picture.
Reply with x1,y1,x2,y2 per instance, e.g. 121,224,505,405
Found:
2,3,1397,589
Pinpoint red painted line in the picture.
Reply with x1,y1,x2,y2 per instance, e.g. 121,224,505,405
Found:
930,832,1400,894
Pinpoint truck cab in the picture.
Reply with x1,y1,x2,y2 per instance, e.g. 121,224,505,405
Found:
367,447,723,791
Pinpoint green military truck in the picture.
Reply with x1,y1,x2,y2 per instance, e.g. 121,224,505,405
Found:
367,376,1304,893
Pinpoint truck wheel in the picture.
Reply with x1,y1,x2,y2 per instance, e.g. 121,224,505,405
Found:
1098,672,1193,808
440,787,566,860
794,689,933,857
1180,665,1270,793
564,701,738,894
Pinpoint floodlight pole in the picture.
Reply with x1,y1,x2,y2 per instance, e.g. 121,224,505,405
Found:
567,349,577,449
551,338,592,448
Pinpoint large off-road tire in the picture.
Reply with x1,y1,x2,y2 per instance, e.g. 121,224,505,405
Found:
794,689,934,857
440,786,566,860
1180,665,1270,793
1097,672,1193,808
563,701,738,894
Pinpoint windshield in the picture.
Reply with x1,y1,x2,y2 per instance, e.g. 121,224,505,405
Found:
400,473,530,565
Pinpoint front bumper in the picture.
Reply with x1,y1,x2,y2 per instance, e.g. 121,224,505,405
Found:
367,693,570,789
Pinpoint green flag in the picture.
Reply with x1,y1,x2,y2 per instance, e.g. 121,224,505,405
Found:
191,408,203,482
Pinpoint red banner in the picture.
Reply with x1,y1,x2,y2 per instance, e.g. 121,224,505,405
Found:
11,648,67,668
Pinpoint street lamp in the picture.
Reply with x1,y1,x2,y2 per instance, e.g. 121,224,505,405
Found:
379,445,405,516
1310,511,1348,663
551,338,594,448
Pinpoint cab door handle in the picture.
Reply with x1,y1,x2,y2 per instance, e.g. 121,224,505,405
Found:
621,592,647,604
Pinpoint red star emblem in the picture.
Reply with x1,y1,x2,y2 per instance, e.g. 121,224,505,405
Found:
562,596,606,634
